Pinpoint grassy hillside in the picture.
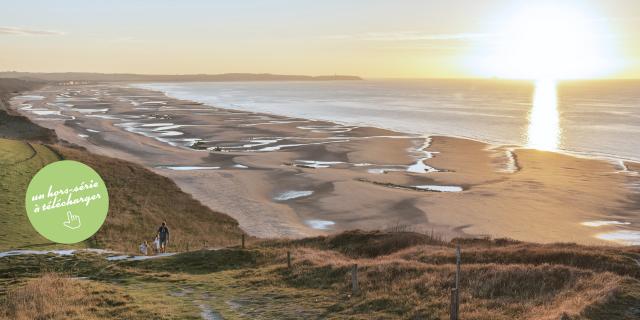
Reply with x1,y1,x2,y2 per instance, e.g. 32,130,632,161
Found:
0,139,61,249
1,231,639,319
0,139,245,252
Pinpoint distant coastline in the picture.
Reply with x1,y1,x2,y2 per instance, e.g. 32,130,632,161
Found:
0,72,362,83
135,80,640,163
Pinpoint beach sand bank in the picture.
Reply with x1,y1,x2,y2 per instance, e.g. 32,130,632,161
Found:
10,84,640,245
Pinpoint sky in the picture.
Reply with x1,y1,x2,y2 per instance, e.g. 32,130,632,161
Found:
1,0,639,78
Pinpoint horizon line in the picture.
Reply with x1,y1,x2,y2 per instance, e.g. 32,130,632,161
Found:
1,70,639,81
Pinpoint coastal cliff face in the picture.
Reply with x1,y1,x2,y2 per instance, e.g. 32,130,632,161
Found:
0,79,245,252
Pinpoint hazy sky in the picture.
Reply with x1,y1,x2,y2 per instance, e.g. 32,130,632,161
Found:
1,0,639,78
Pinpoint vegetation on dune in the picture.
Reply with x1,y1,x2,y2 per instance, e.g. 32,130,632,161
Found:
396,242,640,278
255,231,640,319
261,230,447,258
0,232,638,319
0,273,168,320
131,248,273,274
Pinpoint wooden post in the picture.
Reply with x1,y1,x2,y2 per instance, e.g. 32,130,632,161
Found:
351,264,359,295
450,288,458,320
287,251,292,269
455,244,461,318
186,242,189,252
241,234,245,249
455,244,461,284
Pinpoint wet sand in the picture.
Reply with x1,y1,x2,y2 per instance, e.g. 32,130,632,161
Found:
10,84,640,245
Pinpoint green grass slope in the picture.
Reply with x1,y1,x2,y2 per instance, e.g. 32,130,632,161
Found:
0,139,61,249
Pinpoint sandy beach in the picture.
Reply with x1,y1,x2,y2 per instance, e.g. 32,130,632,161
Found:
10,84,640,245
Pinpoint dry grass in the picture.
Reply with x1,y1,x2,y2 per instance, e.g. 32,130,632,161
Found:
0,272,180,320
1,231,639,319
1,273,93,320
0,273,159,320
249,232,640,319
392,242,640,278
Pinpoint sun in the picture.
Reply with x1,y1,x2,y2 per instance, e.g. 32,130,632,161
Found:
470,4,618,80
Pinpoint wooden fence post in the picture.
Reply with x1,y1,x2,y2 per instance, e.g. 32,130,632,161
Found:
450,288,458,320
351,264,359,295
241,234,245,249
287,251,292,269
449,244,461,320
456,244,460,311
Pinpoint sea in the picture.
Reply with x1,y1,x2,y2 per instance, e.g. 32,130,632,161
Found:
134,79,640,163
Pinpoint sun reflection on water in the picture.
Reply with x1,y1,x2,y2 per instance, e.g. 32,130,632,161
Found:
527,79,560,151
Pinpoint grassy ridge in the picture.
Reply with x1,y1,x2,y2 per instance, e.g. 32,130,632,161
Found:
0,139,61,249
1,231,639,319
130,231,640,319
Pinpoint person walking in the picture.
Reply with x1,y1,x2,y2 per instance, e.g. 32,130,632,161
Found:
157,221,170,253
153,235,160,255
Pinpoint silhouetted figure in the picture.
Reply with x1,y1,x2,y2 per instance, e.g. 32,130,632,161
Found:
157,221,170,253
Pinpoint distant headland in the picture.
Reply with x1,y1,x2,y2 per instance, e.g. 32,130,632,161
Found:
0,72,362,82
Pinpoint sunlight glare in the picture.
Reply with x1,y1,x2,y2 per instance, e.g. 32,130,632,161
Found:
471,4,619,79
527,79,560,151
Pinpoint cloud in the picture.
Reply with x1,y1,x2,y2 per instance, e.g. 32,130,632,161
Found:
322,31,494,42
0,26,64,36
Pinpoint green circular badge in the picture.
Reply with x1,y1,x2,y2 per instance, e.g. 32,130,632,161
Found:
25,160,109,244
